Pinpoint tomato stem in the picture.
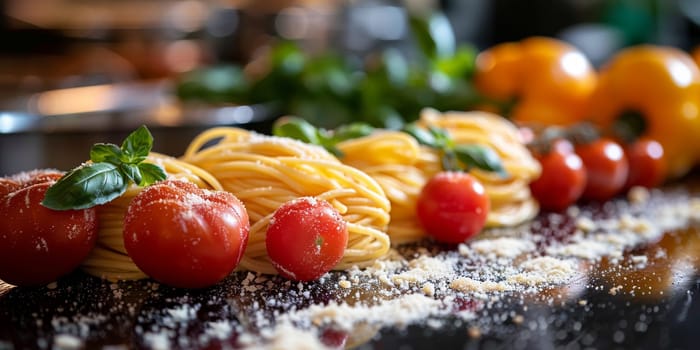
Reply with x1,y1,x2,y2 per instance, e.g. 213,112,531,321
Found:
567,122,600,146
613,109,647,144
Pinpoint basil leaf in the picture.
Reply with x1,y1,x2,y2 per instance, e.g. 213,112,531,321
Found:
409,12,456,59
429,126,453,149
121,163,142,185
138,162,167,186
121,125,153,164
272,117,322,145
90,143,122,164
41,163,127,210
454,144,507,175
402,123,436,147
332,122,374,142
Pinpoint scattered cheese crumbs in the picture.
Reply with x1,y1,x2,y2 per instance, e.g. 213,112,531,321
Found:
457,243,471,256
467,326,482,338
609,285,624,296
628,186,650,204
507,257,577,286
391,255,455,284
512,314,525,325
422,282,435,296
631,255,648,265
566,205,581,217
53,334,83,350
143,332,170,350
578,300,588,306
338,280,352,289
575,217,597,232
470,238,536,259
617,214,652,234
450,277,508,293
243,323,327,350
288,294,447,331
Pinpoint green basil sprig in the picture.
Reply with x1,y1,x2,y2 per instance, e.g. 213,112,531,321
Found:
272,117,374,157
402,122,506,176
42,126,167,210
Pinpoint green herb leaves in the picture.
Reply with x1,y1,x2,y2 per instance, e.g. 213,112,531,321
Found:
402,123,506,175
274,116,506,176
42,126,166,210
273,117,374,157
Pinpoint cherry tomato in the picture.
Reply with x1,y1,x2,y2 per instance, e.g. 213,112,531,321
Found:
266,197,348,281
575,138,629,201
624,138,666,189
0,178,19,199
123,180,249,289
529,139,587,211
0,170,62,200
416,172,489,244
0,178,98,286
17,169,64,186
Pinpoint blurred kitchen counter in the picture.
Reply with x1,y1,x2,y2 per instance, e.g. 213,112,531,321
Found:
0,80,275,176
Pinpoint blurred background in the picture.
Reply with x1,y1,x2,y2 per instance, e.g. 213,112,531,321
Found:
2,0,700,174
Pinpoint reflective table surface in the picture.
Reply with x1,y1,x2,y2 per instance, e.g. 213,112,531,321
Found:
2,181,700,349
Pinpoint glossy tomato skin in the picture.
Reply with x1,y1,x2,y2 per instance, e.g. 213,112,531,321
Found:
530,139,587,211
266,197,348,281
576,138,629,201
0,170,62,200
624,138,667,189
416,172,489,244
123,180,249,289
0,182,98,286
0,178,20,199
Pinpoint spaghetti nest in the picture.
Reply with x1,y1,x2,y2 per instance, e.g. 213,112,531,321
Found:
181,127,392,275
337,109,541,244
81,153,222,281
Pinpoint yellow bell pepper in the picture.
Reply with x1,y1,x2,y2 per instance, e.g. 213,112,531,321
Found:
587,45,700,178
474,36,597,126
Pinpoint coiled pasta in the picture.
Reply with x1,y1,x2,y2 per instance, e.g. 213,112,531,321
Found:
337,109,541,244
182,127,391,274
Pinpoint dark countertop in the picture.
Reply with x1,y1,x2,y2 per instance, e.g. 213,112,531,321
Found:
2,182,700,349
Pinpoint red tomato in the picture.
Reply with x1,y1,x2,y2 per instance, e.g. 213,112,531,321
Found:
624,138,666,189
0,170,62,200
266,197,348,281
123,180,249,289
575,138,629,201
0,180,98,286
0,178,19,199
18,169,64,186
529,139,587,211
416,172,489,244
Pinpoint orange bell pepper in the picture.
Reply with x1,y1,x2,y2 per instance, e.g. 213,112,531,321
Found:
587,45,700,178
474,37,597,126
